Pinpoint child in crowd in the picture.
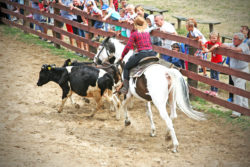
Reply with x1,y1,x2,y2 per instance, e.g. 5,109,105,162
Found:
240,25,250,48
125,4,137,37
102,4,120,31
86,0,103,41
135,5,148,20
186,19,208,76
204,32,223,96
171,43,185,69
115,8,127,37
119,0,127,12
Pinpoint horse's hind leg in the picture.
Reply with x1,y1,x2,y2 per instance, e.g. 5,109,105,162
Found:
155,103,179,153
168,90,177,120
146,102,156,137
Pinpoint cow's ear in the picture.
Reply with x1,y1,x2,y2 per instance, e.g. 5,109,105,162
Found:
48,66,52,70
42,64,47,70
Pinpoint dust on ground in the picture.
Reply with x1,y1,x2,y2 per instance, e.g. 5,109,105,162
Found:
0,29,250,167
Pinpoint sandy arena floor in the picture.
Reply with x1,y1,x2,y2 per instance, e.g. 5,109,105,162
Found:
0,30,249,167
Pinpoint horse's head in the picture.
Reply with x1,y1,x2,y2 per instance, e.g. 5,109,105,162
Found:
94,36,117,65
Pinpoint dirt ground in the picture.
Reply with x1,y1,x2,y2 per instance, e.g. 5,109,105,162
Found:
0,30,250,167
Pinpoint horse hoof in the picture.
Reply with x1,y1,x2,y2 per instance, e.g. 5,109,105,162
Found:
172,146,178,153
150,133,156,137
150,130,156,137
125,120,131,126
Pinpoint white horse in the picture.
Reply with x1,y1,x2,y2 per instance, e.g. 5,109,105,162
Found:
94,37,206,152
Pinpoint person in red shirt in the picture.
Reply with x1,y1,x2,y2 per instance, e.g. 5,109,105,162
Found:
204,32,223,96
119,16,155,94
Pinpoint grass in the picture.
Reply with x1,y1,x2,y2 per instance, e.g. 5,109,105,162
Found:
191,97,250,130
0,24,89,61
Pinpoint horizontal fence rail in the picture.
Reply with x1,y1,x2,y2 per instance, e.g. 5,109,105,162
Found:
1,0,249,115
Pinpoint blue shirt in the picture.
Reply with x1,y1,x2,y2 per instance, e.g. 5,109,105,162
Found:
60,0,76,20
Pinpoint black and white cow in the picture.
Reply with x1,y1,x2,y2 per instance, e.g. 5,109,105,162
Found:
62,59,121,85
37,64,117,118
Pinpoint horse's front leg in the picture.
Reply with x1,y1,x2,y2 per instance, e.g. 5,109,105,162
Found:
146,102,156,137
120,92,132,126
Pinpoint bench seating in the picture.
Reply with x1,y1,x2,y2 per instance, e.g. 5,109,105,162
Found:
142,5,168,15
172,15,221,33
221,35,232,43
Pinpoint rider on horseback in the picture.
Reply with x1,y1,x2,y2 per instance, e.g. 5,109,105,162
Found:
119,16,155,94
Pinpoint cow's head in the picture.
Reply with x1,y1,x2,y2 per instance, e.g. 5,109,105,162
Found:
62,59,72,67
37,64,56,86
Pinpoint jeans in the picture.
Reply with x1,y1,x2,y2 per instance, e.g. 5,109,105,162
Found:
123,50,155,80
210,62,222,92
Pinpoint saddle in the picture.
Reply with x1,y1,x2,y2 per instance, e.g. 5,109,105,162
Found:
129,57,160,78
129,57,179,78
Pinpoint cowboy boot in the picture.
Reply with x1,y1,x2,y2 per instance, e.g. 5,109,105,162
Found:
119,79,129,94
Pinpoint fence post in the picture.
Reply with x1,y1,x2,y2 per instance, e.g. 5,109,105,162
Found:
87,18,97,54
23,0,30,33
187,46,198,100
53,3,61,49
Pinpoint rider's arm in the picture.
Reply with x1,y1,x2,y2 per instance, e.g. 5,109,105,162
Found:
121,32,135,60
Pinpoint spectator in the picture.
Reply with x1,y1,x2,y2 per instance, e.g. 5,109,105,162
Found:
186,19,208,77
204,32,223,96
31,0,47,39
240,25,250,48
154,15,177,62
86,0,103,42
100,0,113,8
146,14,161,56
225,57,234,102
135,5,148,20
115,8,127,37
125,4,137,37
59,0,77,45
221,32,249,118
102,4,120,32
171,43,185,68
119,0,127,12
71,0,88,55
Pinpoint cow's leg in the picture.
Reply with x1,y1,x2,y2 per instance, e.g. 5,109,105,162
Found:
146,102,156,137
58,89,71,113
89,95,102,117
69,92,80,109
58,97,68,113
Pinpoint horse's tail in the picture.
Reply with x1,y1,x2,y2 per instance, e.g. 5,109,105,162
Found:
168,68,206,121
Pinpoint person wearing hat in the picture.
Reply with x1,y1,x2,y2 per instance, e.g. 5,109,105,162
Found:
102,4,120,32
119,16,155,94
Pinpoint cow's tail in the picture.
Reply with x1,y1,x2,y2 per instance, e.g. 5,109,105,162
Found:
168,68,206,121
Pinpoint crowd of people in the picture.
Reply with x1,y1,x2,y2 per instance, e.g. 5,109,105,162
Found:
3,0,250,118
